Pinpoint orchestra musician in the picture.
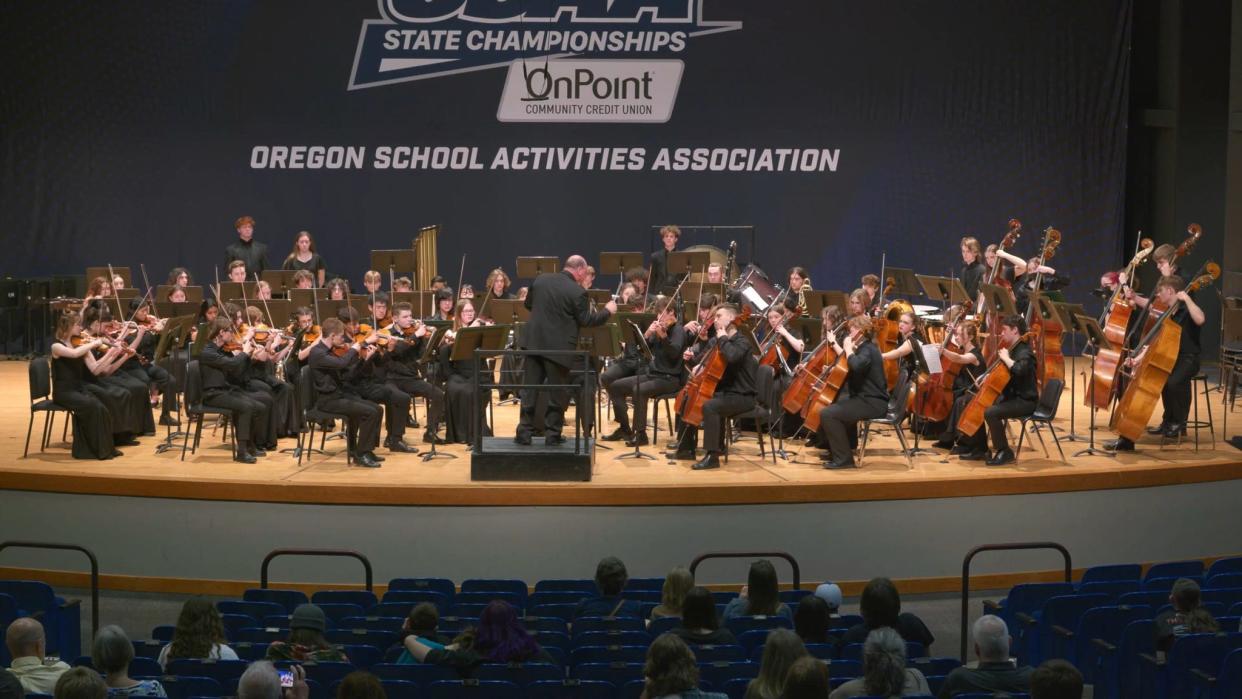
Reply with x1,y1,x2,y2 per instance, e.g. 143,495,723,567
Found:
167,267,192,288
429,288,455,322
362,270,383,295
227,260,248,283
224,215,268,274
672,303,759,471
955,314,1037,465
439,299,494,445
648,224,680,295
292,270,315,290
459,284,475,301
385,301,446,445
198,317,274,464
393,277,414,293
307,317,384,468
860,274,880,312
255,281,273,301
429,275,447,292
846,289,870,320
960,237,986,301
240,307,297,441
1106,274,1205,451
879,310,925,383
705,262,725,285
784,267,812,314
281,230,326,287
817,315,888,470
364,292,393,329
166,286,187,304
484,268,515,301
126,296,178,427
984,244,1016,285
338,306,416,453
930,317,986,450
326,278,350,301
84,276,112,303
762,305,804,434
81,304,152,437
681,292,720,355
625,267,651,309
49,312,136,459
601,296,686,447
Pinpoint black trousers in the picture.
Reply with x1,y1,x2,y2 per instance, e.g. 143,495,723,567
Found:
246,378,294,442
358,381,411,445
204,388,272,447
1160,353,1200,426
389,375,445,430
318,392,382,453
518,356,573,439
984,397,1037,451
940,392,971,444
138,362,175,418
600,357,640,423
817,396,888,459
676,393,753,453
607,373,680,433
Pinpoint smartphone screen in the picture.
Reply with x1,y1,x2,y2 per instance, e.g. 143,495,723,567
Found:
279,670,294,688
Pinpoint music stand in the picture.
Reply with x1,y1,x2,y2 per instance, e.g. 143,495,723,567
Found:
189,322,211,358
255,299,293,327
417,325,455,461
516,257,560,279
885,267,923,299
156,285,205,304
578,323,623,447
683,283,725,306
1071,315,1116,458
371,250,417,288
258,271,298,297
489,299,530,324
791,316,823,347
315,299,349,324
614,320,657,460
587,289,613,306
978,283,1018,316
114,288,140,302
216,282,259,302
347,296,371,320
153,314,196,453
86,266,132,286
916,275,971,312
902,335,939,457
454,324,511,452
155,302,200,319
600,252,644,293
666,251,711,281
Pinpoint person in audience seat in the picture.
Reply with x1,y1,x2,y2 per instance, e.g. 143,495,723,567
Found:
5,618,70,694
1030,659,1083,699
92,626,166,697
52,668,106,699
0,670,22,699
830,627,930,698
641,633,727,699
672,587,738,647
938,615,1032,698
395,603,449,663
238,661,307,699
649,567,694,622
836,577,934,656
1154,577,1219,654
157,597,239,669
265,605,349,663
334,671,384,699
794,595,833,644
722,560,793,621
572,556,642,619
780,656,831,699
745,628,808,699
400,600,556,676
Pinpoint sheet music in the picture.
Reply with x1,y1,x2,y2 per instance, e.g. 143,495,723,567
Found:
921,343,943,374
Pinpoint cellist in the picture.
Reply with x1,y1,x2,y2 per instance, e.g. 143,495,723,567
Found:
1106,274,1205,450
879,311,926,382
955,314,1038,465
930,317,985,450
670,303,758,471
818,315,888,470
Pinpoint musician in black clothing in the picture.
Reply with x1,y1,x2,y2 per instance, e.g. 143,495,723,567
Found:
960,236,986,301
601,297,687,447
224,215,268,275
198,318,274,463
957,314,1038,465
126,297,178,427
338,307,416,453
516,255,616,446
385,301,447,444
670,304,758,471
1106,275,1205,451
648,224,680,295
307,318,384,467
819,316,889,470
931,318,986,450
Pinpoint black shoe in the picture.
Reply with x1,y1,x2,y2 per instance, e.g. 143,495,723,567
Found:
117,437,140,447
986,448,1016,466
960,449,989,461
532,428,546,437
109,450,124,459
366,451,386,462
1147,422,1170,435
823,457,858,470
387,441,419,454
158,415,180,427
692,452,721,470
249,446,267,458
949,444,970,455
666,449,696,460
234,451,257,464
601,428,632,442
1163,423,1186,439
625,433,650,447
422,432,447,445
357,452,381,468
933,439,955,450
545,434,566,446
1105,437,1135,452
514,433,532,446
406,415,419,428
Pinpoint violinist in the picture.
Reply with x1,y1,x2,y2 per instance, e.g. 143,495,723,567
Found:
960,237,986,301
601,296,686,447
326,278,350,301
648,224,680,295
1106,274,1205,450
281,230,326,287
227,260,248,283
255,281,274,301
599,296,647,431
292,270,315,290
364,292,393,329
50,312,135,459
166,286,188,304
126,296,178,427
338,306,416,453
82,304,152,437
198,317,274,463
385,301,446,445
288,306,319,375
670,303,758,470
84,276,113,303
930,318,985,450
240,307,297,441
429,288,455,321
167,267,192,288
440,299,494,444
955,314,1037,465
818,315,888,470
681,292,720,360
860,275,880,313
393,276,414,293
307,317,383,467
485,268,515,301
112,274,126,293
188,298,219,347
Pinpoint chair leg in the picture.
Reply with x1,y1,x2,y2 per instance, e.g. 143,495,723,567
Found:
1032,420,1050,459
180,415,193,461
894,425,912,470
858,423,871,465
42,412,54,450
298,423,311,466
23,411,35,458
1202,377,1214,441
192,415,204,455
1046,422,1066,462
62,412,69,442
1015,419,1026,458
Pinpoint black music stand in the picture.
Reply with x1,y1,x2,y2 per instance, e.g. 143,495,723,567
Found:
665,252,711,294
577,323,622,449
614,320,657,460
489,299,530,324
188,322,211,358
883,267,923,299
156,285,205,304
152,314,197,453
371,250,417,288
86,266,132,286
902,334,940,457
791,316,823,347
586,289,613,306
600,252,644,295
216,282,260,303
260,271,301,297
1072,315,1117,458
286,289,331,310
803,290,848,318
155,302,200,319
517,257,560,279
417,326,454,461
457,325,510,453
978,283,1019,317
682,282,725,306
916,275,971,313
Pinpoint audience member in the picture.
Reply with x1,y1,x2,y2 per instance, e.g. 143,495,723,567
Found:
722,560,793,621
937,615,1031,698
5,617,70,694
672,587,738,647
745,628,808,699
0,670,25,699
395,603,449,664
52,667,106,699
794,595,833,644
400,600,555,676
781,656,831,699
830,628,929,698
157,597,239,669
641,633,727,699
1030,659,1083,699
1154,577,1219,653
836,577,934,655
815,582,843,619
650,567,695,621
237,661,307,699
265,605,349,663
92,625,167,697
572,556,642,619
335,671,385,699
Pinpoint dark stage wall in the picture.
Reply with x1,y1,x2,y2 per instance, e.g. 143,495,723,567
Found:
2,1,1130,308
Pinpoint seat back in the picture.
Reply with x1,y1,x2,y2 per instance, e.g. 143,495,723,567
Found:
381,589,450,611
754,364,775,411
243,588,309,614
461,578,529,604
534,579,596,594
30,357,51,401
996,583,1075,628
311,590,378,609
1207,573,1242,590
184,360,204,409
387,577,456,601
1072,604,1152,684
1208,556,1242,578
1036,593,1109,664
1080,563,1142,584
1144,560,1205,581
1033,378,1064,419
886,375,914,423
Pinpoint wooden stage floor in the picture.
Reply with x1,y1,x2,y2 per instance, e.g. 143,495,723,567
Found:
2,359,1239,506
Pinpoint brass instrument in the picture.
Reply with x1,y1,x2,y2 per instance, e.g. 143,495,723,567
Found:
413,224,439,290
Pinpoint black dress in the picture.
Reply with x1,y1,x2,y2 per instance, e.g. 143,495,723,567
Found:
51,343,120,459
438,342,492,444
282,253,326,280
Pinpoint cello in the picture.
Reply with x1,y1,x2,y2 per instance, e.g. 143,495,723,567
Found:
980,220,1022,363
782,318,847,414
1110,262,1219,442
957,328,1032,438
1024,227,1064,391
915,310,966,423
800,321,861,433
675,306,752,426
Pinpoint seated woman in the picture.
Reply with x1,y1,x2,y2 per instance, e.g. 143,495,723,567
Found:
829,628,930,698
400,600,556,676
438,299,492,444
157,598,238,670
745,628,808,699
49,313,132,459
672,587,737,647
641,633,727,699
722,560,793,621
265,604,349,663
92,626,167,697
794,595,833,645
649,566,694,622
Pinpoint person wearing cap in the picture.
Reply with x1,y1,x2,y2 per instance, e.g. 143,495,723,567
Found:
1153,577,1219,654
265,604,349,663
815,583,843,616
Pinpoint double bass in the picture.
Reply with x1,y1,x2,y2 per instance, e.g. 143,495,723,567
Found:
675,307,751,426
1086,238,1155,411
1025,227,1064,390
980,220,1022,363
1099,237,1155,346
1110,262,1219,442
1133,224,1202,342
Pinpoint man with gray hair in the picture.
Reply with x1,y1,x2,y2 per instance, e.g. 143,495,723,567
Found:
515,254,615,446
238,661,307,699
5,617,70,694
937,614,1033,698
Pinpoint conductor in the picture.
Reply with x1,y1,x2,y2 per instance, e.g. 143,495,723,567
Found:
515,255,617,446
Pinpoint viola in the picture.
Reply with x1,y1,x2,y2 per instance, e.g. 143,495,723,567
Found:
675,307,752,426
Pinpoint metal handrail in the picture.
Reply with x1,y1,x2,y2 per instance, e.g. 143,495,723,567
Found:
0,541,99,637
260,549,373,592
689,551,802,591
960,542,1072,661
